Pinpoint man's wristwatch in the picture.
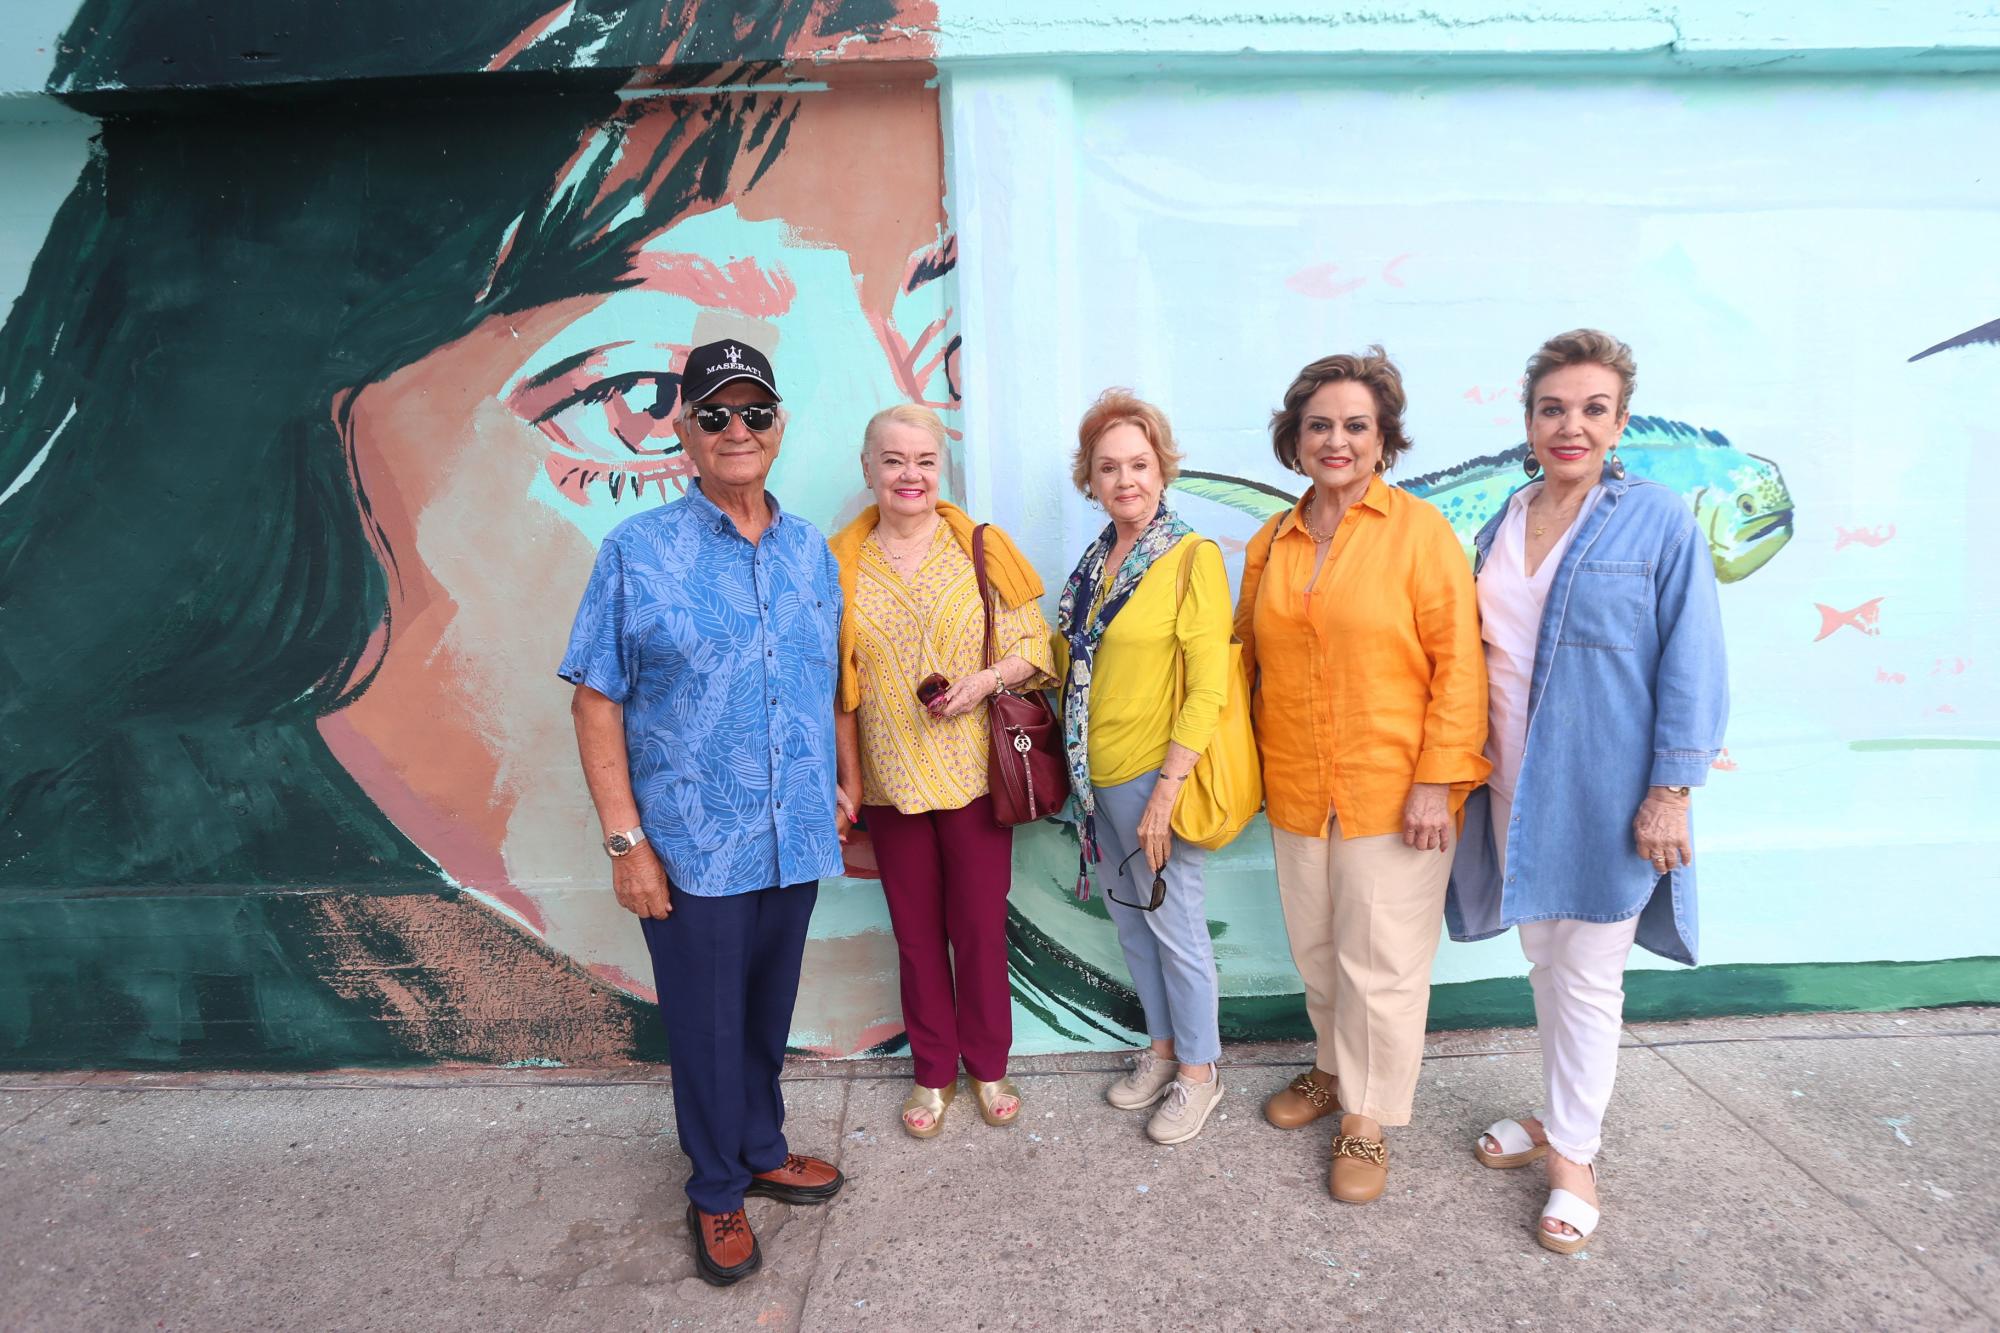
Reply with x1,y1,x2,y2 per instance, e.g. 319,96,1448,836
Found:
1660,786,1691,799
604,827,647,857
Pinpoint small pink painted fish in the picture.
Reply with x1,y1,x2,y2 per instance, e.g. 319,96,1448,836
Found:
1834,524,1895,551
1814,597,1884,641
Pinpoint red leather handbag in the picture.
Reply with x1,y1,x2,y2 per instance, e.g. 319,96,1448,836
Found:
973,525,1071,826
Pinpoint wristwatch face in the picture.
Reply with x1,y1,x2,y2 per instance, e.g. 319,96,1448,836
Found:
606,832,635,856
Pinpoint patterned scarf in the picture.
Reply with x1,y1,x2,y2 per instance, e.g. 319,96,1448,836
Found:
1056,502,1195,898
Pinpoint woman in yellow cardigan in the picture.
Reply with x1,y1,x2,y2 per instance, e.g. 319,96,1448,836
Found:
1056,389,1232,1146
831,405,1053,1139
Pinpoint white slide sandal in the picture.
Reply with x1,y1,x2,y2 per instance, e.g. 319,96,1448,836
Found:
1537,1186,1602,1255
1474,1116,1549,1169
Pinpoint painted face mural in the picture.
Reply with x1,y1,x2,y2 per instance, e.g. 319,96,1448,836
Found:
324,94,953,1039
0,1,952,1064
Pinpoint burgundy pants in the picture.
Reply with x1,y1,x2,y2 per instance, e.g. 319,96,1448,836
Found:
863,793,1015,1087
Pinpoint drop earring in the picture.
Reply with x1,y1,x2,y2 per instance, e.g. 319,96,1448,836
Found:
1607,448,1626,481
1521,450,1541,478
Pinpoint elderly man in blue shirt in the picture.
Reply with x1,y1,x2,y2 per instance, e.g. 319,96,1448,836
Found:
560,339,853,1288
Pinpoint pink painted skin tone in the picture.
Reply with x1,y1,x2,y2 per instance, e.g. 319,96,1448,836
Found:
320,81,951,1058
1083,421,1214,1091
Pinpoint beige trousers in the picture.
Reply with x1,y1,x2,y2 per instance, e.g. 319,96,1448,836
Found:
1270,817,1455,1126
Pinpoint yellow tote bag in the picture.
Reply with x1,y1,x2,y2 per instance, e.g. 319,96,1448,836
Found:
1169,539,1262,850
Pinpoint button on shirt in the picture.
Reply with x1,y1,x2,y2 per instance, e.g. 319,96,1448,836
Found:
1235,476,1491,839
558,481,844,897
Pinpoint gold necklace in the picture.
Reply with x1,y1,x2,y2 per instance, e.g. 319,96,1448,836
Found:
879,518,938,568
1303,495,1338,543
1529,495,1583,539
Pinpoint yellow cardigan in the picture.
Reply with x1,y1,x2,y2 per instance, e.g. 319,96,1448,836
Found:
829,502,1045,712
1056,534,1231,787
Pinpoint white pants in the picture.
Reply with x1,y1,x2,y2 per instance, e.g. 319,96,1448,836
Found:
1492,791,1639,1165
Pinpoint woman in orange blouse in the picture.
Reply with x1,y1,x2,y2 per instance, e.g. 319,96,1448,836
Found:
1234,348,1489,1203
831,405,1054,1140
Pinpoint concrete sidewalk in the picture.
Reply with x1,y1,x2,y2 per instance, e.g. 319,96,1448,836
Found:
3,1008,1995,1332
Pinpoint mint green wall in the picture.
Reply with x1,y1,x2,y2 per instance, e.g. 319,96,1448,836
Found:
935,0,2000,68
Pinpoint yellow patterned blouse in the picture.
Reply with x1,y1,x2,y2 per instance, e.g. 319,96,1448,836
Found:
851,523,1056,814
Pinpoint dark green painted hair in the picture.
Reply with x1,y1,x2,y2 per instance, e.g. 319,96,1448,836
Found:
0,0,900,891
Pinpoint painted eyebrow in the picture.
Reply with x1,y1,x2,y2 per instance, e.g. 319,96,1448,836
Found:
513,343,635,397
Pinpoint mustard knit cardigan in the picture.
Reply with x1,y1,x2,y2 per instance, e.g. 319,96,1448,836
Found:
827,501,1045,712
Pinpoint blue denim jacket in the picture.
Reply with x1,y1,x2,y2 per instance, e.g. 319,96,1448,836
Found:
1445,472,1728,965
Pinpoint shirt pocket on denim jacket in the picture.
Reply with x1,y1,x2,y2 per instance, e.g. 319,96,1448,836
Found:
1557,560,1651,652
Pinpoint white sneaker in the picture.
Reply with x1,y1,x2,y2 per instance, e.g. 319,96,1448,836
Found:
1107,1049,1180,1110
1146,1071,1224,1145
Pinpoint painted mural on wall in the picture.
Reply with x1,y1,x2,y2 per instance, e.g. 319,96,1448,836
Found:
0,1,956,1065
2,6,1995,1069
993,70,2000,1048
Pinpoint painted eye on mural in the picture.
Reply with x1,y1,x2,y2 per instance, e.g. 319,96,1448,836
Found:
1737,493,1758,516
525,367,698,506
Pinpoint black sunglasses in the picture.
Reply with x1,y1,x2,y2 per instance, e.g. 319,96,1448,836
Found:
691,402,779,434
1106,846,1167,912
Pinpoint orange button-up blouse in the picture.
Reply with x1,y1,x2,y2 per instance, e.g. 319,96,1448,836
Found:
1234,475,1491,840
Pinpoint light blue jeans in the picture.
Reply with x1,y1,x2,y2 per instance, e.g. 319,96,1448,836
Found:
1092,772,1221,1066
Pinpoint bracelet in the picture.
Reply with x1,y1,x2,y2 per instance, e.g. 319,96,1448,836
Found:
990,668,1005,696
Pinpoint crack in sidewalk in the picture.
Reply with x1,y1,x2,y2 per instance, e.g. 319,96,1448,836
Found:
789,1076,850,1332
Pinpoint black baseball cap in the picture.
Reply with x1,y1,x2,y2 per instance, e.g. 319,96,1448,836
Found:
681,338,782,404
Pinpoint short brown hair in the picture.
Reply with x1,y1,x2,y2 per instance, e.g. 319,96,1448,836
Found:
1269,347,1412,474
1523,328,1637,416
1071,389,1183,496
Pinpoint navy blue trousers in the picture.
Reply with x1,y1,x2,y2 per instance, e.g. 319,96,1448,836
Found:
640,880,818,1213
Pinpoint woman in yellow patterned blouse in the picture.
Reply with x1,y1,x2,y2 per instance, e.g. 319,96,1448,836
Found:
831,405,1055,1139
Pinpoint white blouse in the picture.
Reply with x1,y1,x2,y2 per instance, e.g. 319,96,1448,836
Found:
1477,482,1604,802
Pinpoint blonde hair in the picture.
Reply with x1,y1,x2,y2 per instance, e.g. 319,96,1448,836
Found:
1070,389,1183,496
1523,329,1637,416
862,403,948,455
1269,346,1412,473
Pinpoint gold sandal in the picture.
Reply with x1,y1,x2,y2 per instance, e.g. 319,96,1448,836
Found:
901,1082,955,1139
969,1076,1022,1127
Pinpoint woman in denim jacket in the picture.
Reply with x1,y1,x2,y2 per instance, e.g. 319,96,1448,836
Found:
1446,329,1728,1254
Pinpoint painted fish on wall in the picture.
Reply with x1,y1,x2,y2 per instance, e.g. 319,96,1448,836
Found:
1173,415,1796,584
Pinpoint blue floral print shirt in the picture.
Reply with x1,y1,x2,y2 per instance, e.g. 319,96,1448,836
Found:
558,480,845,897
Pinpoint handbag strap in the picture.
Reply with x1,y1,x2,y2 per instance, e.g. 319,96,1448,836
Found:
1170,537,1204,710
972,523,997,670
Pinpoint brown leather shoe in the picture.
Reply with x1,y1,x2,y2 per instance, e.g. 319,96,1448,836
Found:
1329,1113,1390,1204
745,1153,845,1205
686,1204,761,1286
1264,1067,1339,1130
